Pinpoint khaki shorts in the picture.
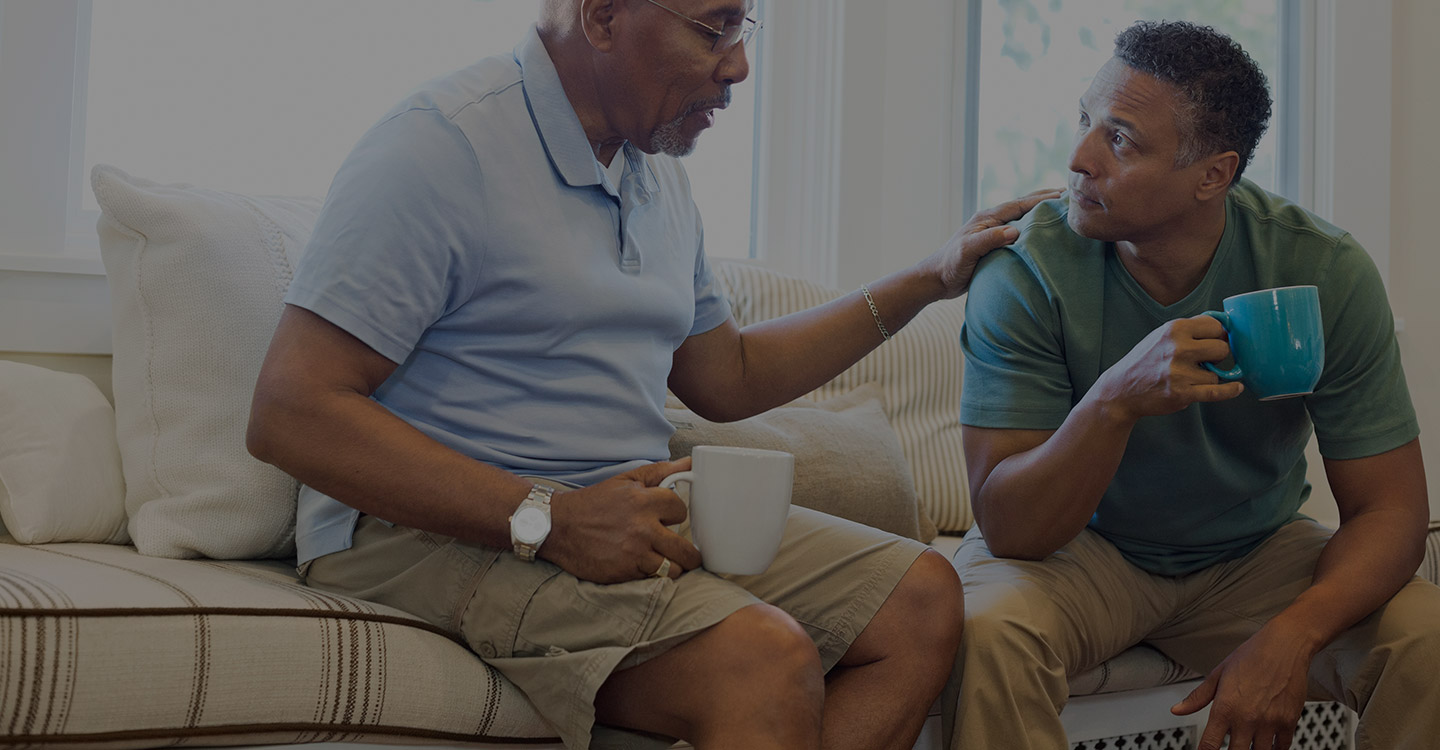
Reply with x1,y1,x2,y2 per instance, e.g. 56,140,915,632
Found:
304,502,926,750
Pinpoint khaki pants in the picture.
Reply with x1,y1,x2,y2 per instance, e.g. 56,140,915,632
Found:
944,519,1440,749
306,506,925,750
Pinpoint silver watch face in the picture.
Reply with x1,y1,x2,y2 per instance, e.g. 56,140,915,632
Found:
513,506,550,545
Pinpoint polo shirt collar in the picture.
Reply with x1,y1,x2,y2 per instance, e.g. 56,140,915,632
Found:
515,25,657,196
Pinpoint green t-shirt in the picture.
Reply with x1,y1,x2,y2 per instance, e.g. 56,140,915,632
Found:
960,180,1419,575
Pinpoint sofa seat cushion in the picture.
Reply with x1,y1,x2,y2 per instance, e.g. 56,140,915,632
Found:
0,540,557,749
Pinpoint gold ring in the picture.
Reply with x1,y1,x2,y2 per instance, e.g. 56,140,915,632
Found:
651,557,672,578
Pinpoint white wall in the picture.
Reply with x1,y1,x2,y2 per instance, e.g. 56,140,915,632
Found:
832,0,959,290
1390,0,1440,519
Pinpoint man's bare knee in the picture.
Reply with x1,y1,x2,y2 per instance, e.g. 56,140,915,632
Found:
708,604,824,690
595,603,823,745
895,550,964,636
852,550,965,665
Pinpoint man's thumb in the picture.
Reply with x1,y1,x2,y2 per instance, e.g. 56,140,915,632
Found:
1171,676,1217,716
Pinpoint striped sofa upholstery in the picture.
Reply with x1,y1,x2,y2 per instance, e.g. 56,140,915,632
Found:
0,540,555,749
3,525,1437,749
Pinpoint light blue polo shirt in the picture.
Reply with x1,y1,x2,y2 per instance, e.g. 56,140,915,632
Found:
286,26,732,565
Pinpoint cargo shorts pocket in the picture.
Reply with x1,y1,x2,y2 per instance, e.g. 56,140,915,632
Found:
457,548,565,661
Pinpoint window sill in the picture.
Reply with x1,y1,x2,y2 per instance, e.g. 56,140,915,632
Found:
0,251,106,276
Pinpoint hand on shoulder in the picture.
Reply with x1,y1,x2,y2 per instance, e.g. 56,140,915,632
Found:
927,188,1062,300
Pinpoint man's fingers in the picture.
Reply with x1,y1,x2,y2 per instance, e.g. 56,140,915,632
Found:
627,456,691,487
1195,718,1229,750
651,487,690,526
967,188,1063,228
642,552,684,580
1192,382,1246,403
653,530,702,572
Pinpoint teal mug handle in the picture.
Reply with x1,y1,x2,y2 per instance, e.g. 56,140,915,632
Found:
1200,310,1244,381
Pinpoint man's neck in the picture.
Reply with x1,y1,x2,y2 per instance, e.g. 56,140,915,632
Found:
1114,202,1228,307
538,26,626,163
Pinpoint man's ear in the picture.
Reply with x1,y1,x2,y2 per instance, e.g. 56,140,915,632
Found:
1196,151,1240,200
580,0,619,52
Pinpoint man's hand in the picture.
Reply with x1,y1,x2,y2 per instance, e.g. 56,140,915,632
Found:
926,188,1062,299
1172,622,1317,750
541,458,703,584
1090,314,1246,422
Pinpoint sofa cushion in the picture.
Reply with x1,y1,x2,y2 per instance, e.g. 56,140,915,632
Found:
711,260,973,532
0,362,128,545
0,539,557,748
667,383,933,541
92,165,318,559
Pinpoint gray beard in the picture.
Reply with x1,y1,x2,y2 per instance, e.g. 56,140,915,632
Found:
650,111,699,157
649,88,731,158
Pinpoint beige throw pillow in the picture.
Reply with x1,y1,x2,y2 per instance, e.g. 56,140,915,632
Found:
711,260,973,531
667,384,933,542
93,165,322,559
0,361,129,544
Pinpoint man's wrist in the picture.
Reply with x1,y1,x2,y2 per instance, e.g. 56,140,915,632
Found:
1262,607,1333,658
509,483,555,561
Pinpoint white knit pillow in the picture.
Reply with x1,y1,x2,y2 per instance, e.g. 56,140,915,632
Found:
711,260,973,531
92,165,322,559
0,361,129,545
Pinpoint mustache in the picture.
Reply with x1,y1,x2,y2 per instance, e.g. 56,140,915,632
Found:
681,88,732,117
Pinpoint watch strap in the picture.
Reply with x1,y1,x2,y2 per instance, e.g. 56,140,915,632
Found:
510,483,555,562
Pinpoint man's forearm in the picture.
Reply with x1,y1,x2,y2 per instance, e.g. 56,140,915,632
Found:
732,267,944,414
248,386,529,547
1265,440,1429,656
972,394,1136,558
1267,508,1427,655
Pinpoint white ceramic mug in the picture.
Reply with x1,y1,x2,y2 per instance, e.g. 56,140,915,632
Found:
660,445,794,576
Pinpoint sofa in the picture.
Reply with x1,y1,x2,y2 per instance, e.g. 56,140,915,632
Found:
2,165,1436,750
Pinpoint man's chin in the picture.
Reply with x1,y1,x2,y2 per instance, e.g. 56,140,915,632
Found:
1066,209,1109,241
644,130,698,158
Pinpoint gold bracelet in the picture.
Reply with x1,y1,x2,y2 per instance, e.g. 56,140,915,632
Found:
860,284,892,342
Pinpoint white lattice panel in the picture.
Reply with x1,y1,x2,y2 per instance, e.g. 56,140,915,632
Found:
1069,702,1355,750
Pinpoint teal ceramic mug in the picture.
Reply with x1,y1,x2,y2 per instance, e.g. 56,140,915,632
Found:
1202,285,1324,401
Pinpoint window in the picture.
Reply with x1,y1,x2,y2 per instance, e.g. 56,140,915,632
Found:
80,0,757,259
0,0,1396,352
966,0,1288,216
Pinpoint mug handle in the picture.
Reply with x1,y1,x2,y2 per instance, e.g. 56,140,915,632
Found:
659,471,694,534
659,471,694,497
1199,310,1244,382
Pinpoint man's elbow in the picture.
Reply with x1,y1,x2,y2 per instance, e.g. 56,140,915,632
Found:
245,392,288,466
973,514,1058,561
983,537,1053,562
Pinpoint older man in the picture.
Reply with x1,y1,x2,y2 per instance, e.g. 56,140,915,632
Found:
949,20,1438,750
247,1,1050,748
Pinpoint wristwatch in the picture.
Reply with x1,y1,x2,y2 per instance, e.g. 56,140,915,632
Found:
509,484,555,562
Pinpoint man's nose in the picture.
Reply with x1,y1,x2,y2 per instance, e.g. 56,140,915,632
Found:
716,42,750,86
1068,130,1098,178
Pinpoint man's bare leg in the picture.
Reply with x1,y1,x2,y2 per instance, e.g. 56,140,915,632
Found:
821,550,965,750
594,603,826,749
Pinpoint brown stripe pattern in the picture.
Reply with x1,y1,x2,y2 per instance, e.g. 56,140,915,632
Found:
0,541,557,749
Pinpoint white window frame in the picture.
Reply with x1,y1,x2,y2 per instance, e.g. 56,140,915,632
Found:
0,0,1394,352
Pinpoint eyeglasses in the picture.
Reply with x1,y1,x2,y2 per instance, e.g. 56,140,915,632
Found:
642,0,762,53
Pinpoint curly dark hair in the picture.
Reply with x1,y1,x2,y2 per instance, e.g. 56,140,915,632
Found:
1113,20,1271,186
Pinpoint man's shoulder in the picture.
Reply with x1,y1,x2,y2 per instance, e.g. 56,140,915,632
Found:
384,54,525,125
981,196,1106,292
1228,179,1348,243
